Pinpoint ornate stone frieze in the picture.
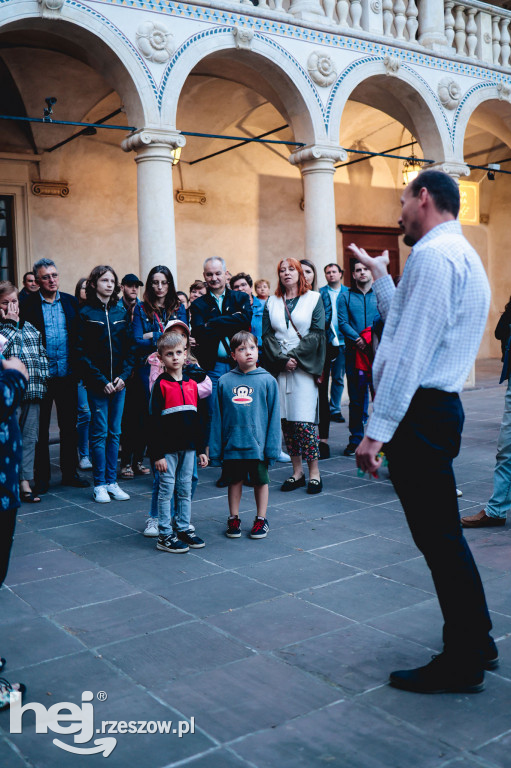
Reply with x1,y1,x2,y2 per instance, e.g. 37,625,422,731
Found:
232,26,254,50
121,129,186,153
437,77,461,109
136,22,175,63
31,180,69,197
307,51,337,87
427,161,470,180
37,0,64,18
176,189,207,205
383,53,400,74
496,82,511,101
289,144,347,165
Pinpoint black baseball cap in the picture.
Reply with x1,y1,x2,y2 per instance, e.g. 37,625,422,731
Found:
121,273,143,287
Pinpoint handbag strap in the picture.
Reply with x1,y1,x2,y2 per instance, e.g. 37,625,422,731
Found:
282,298,302,340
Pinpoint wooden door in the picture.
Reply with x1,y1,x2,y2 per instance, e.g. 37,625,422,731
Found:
338,225,402,287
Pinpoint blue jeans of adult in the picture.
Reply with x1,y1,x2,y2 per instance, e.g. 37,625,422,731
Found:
206,360,231,442
486,375,511,520
77,380,91,460
386,388,493,664
150,455,198,518
88,389,126,487
345,349,373,447
329,345,345,416
157,450,195,536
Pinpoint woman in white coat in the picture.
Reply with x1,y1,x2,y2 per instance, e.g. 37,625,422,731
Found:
262,258,326,493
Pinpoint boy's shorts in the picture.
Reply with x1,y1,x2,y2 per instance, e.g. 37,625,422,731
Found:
222,459,269,486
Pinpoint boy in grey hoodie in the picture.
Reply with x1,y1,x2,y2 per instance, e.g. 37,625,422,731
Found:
209,331,281,538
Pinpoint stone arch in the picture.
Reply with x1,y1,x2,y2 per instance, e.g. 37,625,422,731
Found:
0,4,155,127
453,83,511,159
160,30,326,146
326,58,453,164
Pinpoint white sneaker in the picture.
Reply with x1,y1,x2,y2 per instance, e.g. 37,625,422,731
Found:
79,457,93,471
106,483,130,501
93,485,111,503
143,517,159,537
278,451,291,463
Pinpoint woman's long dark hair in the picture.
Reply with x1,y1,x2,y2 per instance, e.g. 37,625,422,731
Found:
85,266,120,306
300,259,318,291
143,265,179,322
75,277,88,306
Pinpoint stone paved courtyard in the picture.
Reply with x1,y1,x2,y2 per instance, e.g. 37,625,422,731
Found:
1,365,510,768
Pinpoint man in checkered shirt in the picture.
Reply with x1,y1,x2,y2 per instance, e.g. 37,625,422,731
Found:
352,170,496,695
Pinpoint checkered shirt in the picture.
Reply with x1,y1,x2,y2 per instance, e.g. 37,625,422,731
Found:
367,220,491,444
0,321,50,402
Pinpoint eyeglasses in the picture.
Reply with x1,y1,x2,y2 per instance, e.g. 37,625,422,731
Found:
38,273,58,281
152,280,168,287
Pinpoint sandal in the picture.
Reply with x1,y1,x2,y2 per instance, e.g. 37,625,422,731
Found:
307,478,323,495
21,490,41,504
133,462,150,476
121,465,134,479
280,474,306,492
0,678,26,711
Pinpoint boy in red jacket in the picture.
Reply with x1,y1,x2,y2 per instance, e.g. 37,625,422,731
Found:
149,331,208,553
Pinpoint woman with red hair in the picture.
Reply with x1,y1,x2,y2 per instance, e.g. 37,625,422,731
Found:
262,259,326,493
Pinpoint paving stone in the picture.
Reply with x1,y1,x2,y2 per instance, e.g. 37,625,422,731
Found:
101,621,251,682
160,654,340,741
0,738,30,767
52,592,188,647
276,623,430,694
269,518,368,551
44,518,135,546
9,531,63,558
4,549,93,586
70,534,157,566
232,700,457,768
313,534,419,570
235,552,360,593
482,573,511,616
375,557,437,593
14,505,101,532
463,530,511,572
109,551,225,590
302,572,430,622
187,534,296,569
11,568,140,614
474,728,511,767
0,587,37,625
183,750,254,768
330,481,399,505
1,617,84,670
207,594,353,650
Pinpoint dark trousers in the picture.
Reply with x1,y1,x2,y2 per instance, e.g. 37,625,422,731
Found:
346,348,373,446
0,507,17,586
386,388,493,662
120,375,147,467
35,376,79,487
318,345,337,440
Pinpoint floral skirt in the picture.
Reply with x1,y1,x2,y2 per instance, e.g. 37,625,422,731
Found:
281,419,319,461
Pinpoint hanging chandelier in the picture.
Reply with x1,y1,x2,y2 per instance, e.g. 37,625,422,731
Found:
402,140,422,185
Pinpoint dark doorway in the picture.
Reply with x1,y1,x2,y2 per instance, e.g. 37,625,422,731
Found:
0,196,15,283
338,225,402,287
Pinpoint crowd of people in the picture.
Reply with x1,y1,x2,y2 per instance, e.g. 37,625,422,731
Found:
0,169,508,709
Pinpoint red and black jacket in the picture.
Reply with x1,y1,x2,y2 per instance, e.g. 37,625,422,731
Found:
149,372,205,460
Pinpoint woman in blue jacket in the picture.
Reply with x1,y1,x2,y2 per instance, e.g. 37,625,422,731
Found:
77,265,136,504
133,265,187,398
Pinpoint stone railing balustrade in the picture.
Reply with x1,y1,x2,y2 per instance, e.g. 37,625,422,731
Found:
444,1,511,66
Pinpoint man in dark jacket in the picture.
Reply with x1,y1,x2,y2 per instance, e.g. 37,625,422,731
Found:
337,259,380,456
19,258,89,492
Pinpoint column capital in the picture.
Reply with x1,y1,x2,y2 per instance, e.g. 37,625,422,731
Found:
121,128,186,154
289,144,347,168
425,161,470,180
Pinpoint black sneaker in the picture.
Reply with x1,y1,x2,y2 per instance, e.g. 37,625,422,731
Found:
226,516,241,538
176,530,205,548
389,653,484,694
250,517,269,539
156,534,189,553
343,443,358,457
330,413,346,423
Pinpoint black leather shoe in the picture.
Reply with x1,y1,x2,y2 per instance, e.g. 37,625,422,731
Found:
318,442,330,460
280,475,306,492
484,638,499,670
306,478,323,495
389,653,484,694
330,413,345,423
61,475,90,488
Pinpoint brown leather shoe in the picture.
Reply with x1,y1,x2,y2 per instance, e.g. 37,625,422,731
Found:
461,510,506,528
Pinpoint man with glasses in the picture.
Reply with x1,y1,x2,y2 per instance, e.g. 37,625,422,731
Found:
20,258,89,493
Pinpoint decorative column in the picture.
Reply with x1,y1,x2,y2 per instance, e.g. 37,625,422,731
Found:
418,0,448,49
289,144,347,273
288,0,327,22
426,161,470,181
121,128,186,281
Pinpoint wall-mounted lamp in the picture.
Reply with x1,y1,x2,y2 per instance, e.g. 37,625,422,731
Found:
487,163,500,181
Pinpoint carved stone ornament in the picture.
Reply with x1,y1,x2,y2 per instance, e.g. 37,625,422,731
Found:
437,77,462,109
121,129,186,153
370,1,381,12
307,51,337,87
37,0,64,18
483,32,492,44
232,26,254,51
427,161,470,180
31,180,69,198
136,21,175,64
383,54,400,74
176,189,207,205
289,144,347,166
496,82,511,101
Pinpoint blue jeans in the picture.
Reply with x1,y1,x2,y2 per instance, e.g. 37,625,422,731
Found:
157,450,195,536
206,361,231,442
77,381,91,460
88,389,126,486
329,345,345,416
486,375,511,519
345,349,374,446
150,455,198,518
